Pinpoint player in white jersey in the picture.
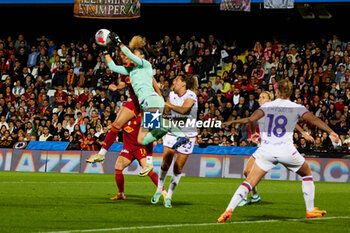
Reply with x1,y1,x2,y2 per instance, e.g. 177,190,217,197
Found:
151,74,198,208
223,91,314,206
218,79,339,223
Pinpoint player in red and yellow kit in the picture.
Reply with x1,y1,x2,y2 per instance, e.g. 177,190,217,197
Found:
87,50,162,177
110,101,166,200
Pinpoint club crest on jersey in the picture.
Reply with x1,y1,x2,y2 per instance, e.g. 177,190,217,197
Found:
123,125,134,133
143,110,161,129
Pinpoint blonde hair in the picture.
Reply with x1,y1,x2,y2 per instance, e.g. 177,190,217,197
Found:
262,91,274,100
128,35,146,52
277,79,293,99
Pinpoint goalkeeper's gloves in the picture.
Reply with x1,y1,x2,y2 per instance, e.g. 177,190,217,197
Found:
102,48,109,55
109,32,122,46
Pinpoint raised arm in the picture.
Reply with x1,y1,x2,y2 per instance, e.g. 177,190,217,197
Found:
120,45,145,67
106,31,148,68
105,54,129,75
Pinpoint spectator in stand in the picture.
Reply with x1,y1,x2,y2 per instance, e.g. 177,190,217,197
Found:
297,137,310,153
329,34,342,51
64,67,77,91
0,115,9,130
212,90,226,107
84,68,97,90
231,55,243,74
27,98,39,118
52,65,66,89
334,115,350,142
219,78,231,94
53,85,68,107
185,40,198,60
210,76,221,92
37,60,51,81
206,81,216,103
81,132,98,151
39,126,53,141
12,80,25,101
266,66,280,84
246,93,259,114
161,80,171,101
100,67,115,91
340,69,350,84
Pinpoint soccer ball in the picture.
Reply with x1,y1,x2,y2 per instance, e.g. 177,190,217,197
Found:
95,29,111,46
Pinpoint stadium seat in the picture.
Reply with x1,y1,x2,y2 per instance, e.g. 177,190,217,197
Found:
1,74,8,81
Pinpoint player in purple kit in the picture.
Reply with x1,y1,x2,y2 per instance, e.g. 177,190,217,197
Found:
218,79,340,223
151,74,198,208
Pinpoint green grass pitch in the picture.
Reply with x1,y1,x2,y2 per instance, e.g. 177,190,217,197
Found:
0,171,349,233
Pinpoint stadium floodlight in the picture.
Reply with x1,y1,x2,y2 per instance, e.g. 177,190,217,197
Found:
296,4,315,19
313,5,332,19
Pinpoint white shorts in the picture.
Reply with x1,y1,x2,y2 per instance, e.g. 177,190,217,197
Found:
163,133,196,155
252,144,305,173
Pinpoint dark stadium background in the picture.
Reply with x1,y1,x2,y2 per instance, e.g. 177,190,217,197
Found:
0,3,349,50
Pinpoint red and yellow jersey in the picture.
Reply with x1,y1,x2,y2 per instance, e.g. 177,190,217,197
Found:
122,114,153,153
119,62,140,111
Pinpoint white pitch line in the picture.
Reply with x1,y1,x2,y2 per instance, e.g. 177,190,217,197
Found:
41,216,350,233
0,181,224,185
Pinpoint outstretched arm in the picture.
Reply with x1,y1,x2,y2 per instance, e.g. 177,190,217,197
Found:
120,45,145,67
223,118,249,126
295,124,314,143
105,54,129,75
248,109,264,134
302,112,339,143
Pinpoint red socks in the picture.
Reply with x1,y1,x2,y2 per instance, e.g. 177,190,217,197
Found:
115,168,164,194
148,170,159,186
115,169,124,193
102,126,120,150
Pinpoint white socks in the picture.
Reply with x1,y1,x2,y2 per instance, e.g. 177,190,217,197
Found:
156,168,182,200
146,156,153,165
156,168,168,193
166,173,182,199
226,181,252,211
99,148,107,156
302,176,315,212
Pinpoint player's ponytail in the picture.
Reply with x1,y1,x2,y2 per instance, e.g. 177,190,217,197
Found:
182,74,198,92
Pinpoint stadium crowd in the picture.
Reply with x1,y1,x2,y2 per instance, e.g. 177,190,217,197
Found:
0,33,349,153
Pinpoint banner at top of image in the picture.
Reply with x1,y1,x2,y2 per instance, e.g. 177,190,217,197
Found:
73,0,141,19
